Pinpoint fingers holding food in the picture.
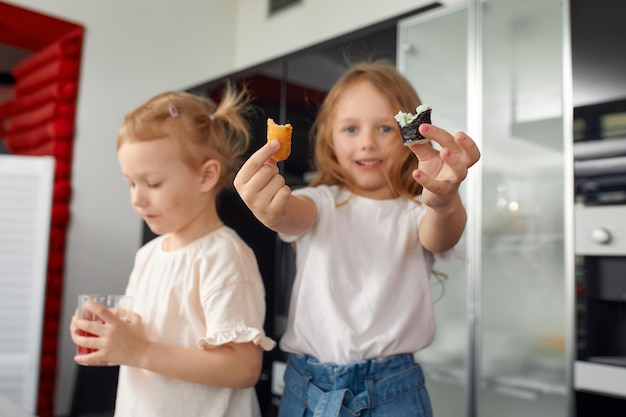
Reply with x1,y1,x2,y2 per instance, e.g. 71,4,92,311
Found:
395,105,432,146
267,118,293,162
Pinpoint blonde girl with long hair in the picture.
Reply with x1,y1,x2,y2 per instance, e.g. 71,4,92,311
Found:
235,61,480,417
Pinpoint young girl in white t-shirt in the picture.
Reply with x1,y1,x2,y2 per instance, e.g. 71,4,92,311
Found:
234,61,480,416
70,86,275,417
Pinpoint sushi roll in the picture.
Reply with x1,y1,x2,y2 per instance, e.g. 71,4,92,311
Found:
394,104,432,146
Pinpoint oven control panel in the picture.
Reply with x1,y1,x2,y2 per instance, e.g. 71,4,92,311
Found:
575,205,626,256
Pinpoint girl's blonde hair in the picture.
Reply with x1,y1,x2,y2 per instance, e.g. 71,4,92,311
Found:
117,83,252,193
310,60,423,201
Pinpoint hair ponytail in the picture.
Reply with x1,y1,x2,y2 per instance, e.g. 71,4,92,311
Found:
117,83,254,193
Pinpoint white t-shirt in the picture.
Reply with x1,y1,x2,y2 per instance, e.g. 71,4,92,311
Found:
114,226,275,417
279,185,451,365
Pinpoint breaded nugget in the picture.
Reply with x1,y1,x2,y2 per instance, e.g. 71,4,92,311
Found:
267,118,293,162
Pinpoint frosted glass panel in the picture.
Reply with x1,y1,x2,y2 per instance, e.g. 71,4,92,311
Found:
479,0,567,415
398,5,469,416
399,0,569,415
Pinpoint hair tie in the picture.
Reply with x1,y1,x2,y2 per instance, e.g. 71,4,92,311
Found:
168,102,180,118
209,114,215,121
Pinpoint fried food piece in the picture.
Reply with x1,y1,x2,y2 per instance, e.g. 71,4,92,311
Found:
267,118,293,162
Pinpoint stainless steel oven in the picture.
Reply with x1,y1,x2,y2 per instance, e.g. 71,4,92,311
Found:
574,204,626,410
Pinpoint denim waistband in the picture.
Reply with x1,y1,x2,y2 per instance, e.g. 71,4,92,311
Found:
284,353,425,416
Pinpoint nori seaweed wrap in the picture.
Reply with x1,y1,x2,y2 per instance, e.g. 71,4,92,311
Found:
394,105,432,146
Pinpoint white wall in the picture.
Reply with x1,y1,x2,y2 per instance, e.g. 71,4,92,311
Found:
6,0,461,415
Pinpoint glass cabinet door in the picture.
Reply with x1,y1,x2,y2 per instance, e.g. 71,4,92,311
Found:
398,5,470,417
399,0,570,416
479,0,568,416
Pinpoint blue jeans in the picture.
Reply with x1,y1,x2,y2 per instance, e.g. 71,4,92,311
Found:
278,353,433,417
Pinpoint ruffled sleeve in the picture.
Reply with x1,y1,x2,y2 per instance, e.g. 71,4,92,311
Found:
197,325,276,351
194,229,276,352
196,278,277,351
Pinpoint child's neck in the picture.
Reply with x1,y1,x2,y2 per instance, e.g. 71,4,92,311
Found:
164,206,223,251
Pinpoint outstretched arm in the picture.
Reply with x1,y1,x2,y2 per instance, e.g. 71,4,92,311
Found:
234,140,316,236
71,302,263,388
407,124,481,253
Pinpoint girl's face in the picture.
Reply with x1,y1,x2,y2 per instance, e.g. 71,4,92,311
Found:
118,138,210,240
331,80,403,199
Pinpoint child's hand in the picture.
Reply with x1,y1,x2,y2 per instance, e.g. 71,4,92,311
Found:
234,140,292,229
69,309,79,334
72,301,146,367
407,123,480,210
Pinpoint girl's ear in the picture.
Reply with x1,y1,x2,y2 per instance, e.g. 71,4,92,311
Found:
199,159,221,192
